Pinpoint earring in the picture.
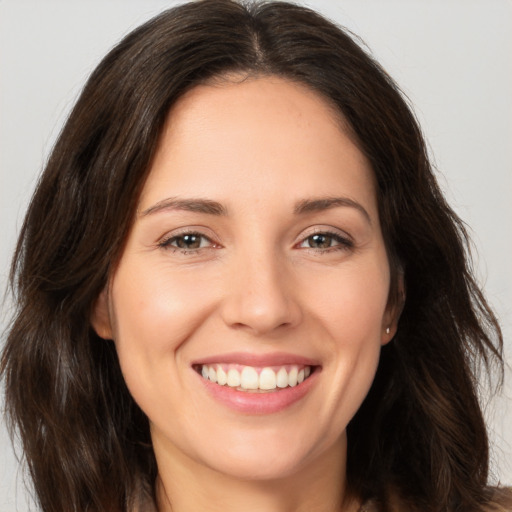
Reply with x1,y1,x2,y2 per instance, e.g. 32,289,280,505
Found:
385,327,390,334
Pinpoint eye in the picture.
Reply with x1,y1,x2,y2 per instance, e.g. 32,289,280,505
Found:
298,231,353,251
159,231,215,252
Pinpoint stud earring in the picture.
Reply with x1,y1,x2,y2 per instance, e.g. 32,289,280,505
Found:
385,327,390,334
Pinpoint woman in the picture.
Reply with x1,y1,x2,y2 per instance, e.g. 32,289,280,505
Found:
1,1,510,511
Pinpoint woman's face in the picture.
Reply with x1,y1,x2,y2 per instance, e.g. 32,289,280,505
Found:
93,76,396,481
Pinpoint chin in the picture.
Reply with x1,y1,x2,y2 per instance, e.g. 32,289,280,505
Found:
189,425,341,483
205,451,310,482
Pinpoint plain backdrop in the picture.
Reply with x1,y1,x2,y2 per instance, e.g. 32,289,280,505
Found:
1,0,511,509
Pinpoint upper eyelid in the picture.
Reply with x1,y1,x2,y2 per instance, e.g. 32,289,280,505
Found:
158,226,218,243
160,232,216,248
297,225,353,243
296,232,354,252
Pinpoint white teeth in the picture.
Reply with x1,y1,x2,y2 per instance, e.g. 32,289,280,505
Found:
259,367,277,390
199,364,313,391
227,368,240,387
276,367,288,388
240,366,259,390
288,367,298,387
217,366,227,386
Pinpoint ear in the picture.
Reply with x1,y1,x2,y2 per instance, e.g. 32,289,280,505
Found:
90,287,114,340
381,274,405,345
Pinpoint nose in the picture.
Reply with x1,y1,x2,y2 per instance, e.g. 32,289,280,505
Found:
220,248,303,336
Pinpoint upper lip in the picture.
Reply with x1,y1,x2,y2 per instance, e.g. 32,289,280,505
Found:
191,351,321,367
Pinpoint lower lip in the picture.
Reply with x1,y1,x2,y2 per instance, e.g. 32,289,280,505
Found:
196,369,319,414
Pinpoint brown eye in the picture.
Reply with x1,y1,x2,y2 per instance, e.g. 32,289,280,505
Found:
159,232,213,251
307,233,334,249
298,231,353,252
175,234,202,249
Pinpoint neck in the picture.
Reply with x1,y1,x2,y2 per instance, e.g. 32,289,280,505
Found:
153,433,359,512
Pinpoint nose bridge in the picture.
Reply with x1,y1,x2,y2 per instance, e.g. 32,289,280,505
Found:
221,238,301,335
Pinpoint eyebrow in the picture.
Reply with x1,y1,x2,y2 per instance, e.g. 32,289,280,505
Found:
140,197,228,217
140,195,371,223
294,196,371,224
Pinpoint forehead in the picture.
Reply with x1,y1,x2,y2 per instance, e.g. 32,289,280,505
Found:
139,76,376,216
171,74,347,132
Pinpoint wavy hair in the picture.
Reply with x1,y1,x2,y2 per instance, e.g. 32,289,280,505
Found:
1,1,505,511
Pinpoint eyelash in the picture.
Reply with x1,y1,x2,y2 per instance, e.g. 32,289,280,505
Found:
158,231,216,254
158,229,353,255
298,230,353,253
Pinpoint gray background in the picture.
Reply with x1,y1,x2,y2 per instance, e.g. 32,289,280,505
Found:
1,0,511,509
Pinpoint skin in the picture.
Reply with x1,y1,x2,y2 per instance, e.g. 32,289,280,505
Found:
92,76,399,512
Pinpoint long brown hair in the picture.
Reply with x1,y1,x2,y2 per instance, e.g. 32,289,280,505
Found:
1,1,505,511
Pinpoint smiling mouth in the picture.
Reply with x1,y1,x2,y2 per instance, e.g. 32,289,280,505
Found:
193,364,315,393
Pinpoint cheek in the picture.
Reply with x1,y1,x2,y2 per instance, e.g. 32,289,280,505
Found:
305,258,390,340
304,259,389,418
110,260,219,355
107,260,220,412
